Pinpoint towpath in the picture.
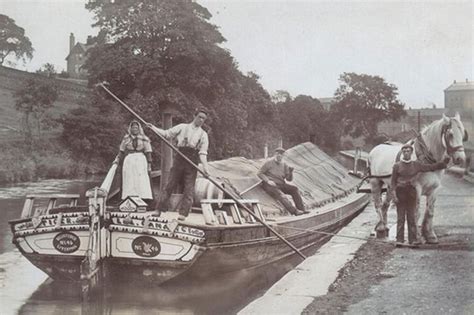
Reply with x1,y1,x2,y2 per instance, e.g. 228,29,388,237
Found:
240,171,473,314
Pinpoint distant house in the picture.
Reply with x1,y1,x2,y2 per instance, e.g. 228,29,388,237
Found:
65,33,95,79
444,79,473,151
377,108,445,138
444,79,474,113
376,79,473,154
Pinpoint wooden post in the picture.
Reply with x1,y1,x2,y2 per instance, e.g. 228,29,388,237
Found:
417,110,421,132
160,104,178,194
82,187,108,300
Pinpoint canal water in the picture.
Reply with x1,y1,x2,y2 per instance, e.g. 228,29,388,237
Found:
0,179,313,315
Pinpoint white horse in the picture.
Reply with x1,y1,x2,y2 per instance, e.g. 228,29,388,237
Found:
368,113,467,243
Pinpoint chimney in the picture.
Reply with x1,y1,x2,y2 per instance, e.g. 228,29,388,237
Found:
454,80,456,84
69,33,75,52
466,78,469,83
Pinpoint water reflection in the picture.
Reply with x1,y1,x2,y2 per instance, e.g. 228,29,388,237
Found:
17,253,307,315
0,179,99,200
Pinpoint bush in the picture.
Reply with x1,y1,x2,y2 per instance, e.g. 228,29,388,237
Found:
0,138,104,184
58,71,70,78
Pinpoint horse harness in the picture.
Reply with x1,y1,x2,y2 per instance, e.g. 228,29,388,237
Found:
441,118,467,155
411,118,466,164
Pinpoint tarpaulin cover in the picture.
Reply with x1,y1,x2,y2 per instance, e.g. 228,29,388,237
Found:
206,142,359,215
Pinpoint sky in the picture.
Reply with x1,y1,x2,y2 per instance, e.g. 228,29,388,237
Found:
1,0,473,108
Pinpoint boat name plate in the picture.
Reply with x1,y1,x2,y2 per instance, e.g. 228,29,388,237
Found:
132,236,161,257
53,231,81,254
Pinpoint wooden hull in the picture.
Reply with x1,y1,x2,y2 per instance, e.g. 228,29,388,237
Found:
10,192,369,284
191,192,369,277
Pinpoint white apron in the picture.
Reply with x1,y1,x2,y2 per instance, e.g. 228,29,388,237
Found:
121,153,152,200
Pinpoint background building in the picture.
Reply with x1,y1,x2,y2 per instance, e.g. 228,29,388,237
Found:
444,79,474,112
445,79,473,153
65,33,95,79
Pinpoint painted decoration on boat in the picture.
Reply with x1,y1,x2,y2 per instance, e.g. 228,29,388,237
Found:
132,236,161,257
119,196,148,212
12,213,89,236
53,231,80,253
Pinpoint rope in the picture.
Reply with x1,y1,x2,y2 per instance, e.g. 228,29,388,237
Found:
276,224,396,246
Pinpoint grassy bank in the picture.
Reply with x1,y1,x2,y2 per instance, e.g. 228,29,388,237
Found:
0,138,103,184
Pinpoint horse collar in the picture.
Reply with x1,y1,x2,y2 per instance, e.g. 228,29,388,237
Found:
414,134,437,164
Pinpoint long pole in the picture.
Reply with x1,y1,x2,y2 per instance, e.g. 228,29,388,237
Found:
98,83,306,260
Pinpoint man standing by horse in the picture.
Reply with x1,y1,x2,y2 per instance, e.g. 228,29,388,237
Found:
369,113,467,244
391,144,450,246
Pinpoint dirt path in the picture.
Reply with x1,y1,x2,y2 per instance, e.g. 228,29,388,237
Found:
303,173,474,314
303,231,473,314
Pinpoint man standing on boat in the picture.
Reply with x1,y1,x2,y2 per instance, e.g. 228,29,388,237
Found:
146,108,210,221
391,144,449,246
258,147,309,216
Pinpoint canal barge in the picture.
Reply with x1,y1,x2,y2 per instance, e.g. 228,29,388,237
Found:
10,142,369,285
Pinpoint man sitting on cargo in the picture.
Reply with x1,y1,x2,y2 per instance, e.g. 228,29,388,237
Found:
258,147,309,216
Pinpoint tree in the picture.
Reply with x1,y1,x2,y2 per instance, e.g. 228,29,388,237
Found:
58,94,126,164
332,72,406,142
276,94,326,148
36,63,57,78
14,78,59,145
0,14,34,65
60,0,278,163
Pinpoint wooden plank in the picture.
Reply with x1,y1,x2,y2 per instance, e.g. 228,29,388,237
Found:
230,203,243,224
201,199,259,204
21,198,34,218
46,198,57,211
25,194,80,199
253,204,266,222
201,203,218,225
215,210,230,225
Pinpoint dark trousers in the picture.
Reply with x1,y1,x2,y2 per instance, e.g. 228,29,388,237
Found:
158,151,198,217
395,185,418,243
262,182,305,215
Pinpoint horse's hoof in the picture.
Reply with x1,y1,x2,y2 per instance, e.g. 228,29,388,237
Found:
376,230,388,239
425,237,439,244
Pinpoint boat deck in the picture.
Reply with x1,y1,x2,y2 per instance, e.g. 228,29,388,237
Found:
121,190,366,228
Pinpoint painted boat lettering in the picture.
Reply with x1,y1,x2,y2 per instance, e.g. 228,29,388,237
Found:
176,226,205,237
14,215,86,232
115,217,203,237
53,232,80,253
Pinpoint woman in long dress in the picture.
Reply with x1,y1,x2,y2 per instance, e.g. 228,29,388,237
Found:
114,120,153,202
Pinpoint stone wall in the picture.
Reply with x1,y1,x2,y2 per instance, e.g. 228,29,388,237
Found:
0,66,89,102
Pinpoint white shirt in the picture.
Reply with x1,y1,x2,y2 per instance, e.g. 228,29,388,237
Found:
152,123,209,156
